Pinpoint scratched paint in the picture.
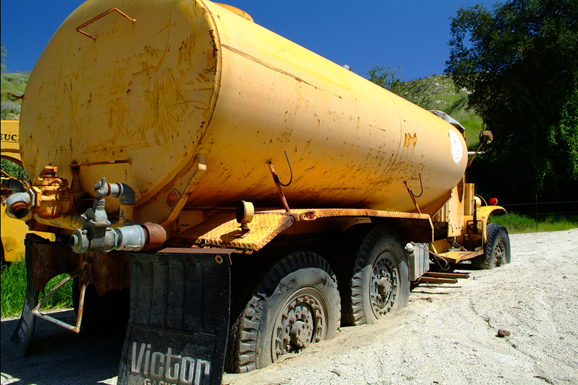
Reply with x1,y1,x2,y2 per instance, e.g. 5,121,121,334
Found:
20,0,467,228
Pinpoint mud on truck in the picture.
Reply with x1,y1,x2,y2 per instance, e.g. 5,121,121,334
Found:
5,1,510,384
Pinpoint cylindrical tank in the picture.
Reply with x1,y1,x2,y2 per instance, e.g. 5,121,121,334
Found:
20,0,467,226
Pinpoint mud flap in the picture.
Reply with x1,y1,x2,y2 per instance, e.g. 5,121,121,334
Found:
10,236,40,356
118,249,233,385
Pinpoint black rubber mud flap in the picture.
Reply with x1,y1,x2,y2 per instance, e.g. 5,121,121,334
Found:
11,236,40,356
118,249,233,385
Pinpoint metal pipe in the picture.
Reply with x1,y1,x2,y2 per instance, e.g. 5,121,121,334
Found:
418,277,458,284
31,269,89,334
1,178,26,193
93,178,135,204
268,161,291,213
422,272,470,279
5,191,33,219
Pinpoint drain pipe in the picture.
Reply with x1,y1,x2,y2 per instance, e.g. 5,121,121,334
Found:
93,178,135,223
69,177,165,254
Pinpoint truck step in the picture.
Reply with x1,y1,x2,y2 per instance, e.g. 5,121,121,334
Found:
422,271,470,279
418,276,458,284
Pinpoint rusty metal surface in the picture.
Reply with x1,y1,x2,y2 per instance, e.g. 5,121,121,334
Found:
158,247,235,255
173,208,433,251
418,277,458,284
27,234,78,293
174,210,295,251
21,0,221,226
32,213,84,231
141,222,167,250
268,161,291,213
68,159,131,167
31,268,88,333
25,232,131,297
436,250,483,264
90,252,131,296
423,272,470,279
311,209,434,243
76,7,136,41
30,166,73,219
20,0,466,231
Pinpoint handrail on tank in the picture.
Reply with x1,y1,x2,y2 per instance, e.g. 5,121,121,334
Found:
76,8,136,41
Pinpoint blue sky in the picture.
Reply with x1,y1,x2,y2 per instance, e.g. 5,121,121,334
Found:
1,0,495,80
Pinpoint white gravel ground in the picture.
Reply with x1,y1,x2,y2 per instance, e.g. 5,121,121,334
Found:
1,229,577,385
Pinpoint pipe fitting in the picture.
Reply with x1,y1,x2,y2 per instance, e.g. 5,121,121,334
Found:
93,177,135,204
1,178,26,193
69,177,166,254
70,223,167,253
115,225,147,251
405,243,415,253
6,191,34,219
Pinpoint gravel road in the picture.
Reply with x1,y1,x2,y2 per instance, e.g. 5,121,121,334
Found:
2,229,577,385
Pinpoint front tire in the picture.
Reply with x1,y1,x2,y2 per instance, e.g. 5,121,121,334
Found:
473,223,511,270
346,225,409,325
226,251,340,372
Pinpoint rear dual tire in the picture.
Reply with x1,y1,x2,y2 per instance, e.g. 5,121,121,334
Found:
344,225,410,325
226,251,340,372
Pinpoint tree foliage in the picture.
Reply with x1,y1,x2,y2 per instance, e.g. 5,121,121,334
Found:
0,45,6,73
367,65,434,109
446,0,578,202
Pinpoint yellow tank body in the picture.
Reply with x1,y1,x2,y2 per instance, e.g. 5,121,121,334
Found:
20,0,467,228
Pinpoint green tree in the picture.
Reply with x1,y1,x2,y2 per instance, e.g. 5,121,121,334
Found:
367,65,434,109
446,0,578,202
1,45,6,73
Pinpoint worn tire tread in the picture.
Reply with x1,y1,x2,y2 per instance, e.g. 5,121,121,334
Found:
346,225,402,326
472,223,511,270
225,251,340,373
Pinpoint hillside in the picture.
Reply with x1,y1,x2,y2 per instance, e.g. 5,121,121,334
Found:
0,72,482,147
0,72,28,120
396,74,483,148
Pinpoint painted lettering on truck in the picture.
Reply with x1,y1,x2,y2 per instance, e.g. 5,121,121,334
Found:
131,342,210,385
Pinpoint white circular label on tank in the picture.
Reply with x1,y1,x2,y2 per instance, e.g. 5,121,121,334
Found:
448,129,463,163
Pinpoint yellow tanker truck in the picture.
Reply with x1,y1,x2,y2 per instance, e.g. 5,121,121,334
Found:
7,1,510,384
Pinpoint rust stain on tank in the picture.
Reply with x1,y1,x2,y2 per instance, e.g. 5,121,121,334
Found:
404,133,417,147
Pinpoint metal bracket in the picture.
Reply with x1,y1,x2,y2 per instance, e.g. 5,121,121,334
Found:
268,154,292,213
31,263,91,334
76,8,136,41
403,173,423,214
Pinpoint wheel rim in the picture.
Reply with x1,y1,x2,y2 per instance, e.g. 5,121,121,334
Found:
370,252,398,318
493,239,506,266
271,288,327,362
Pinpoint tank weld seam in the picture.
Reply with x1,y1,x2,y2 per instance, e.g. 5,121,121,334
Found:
221,44,321,90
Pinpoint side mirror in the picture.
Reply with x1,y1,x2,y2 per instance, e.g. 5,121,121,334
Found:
479,130,493,145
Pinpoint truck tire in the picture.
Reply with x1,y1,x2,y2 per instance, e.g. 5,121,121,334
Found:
472,223,511,270
345,225,409,325
226,251,340,372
